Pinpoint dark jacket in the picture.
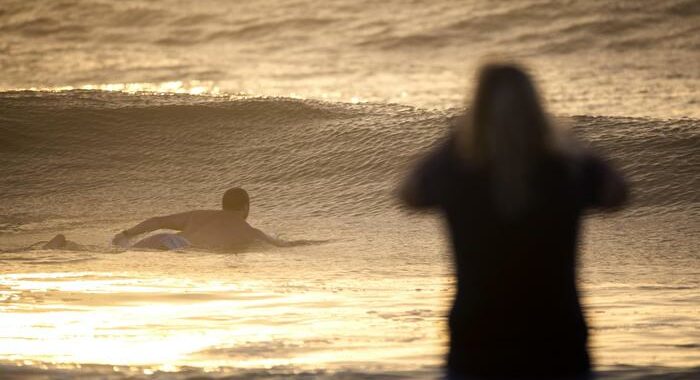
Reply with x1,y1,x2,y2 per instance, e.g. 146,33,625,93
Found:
403,135,627,378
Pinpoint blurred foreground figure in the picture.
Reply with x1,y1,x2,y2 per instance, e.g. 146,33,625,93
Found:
400,63,627,379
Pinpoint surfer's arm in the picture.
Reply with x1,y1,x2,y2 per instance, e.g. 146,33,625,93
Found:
252,228,294,247
113,212,191,246
125,212,191,235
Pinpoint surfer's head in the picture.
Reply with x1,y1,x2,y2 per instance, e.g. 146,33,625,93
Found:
223,187,250,218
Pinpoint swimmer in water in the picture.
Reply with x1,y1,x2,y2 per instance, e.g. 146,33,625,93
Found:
22,188,322,252
112,187,304,250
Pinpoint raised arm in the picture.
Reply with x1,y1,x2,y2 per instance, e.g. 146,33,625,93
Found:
599,166,628,209
586,155,629,211
399,138,452,209
112,212,192,247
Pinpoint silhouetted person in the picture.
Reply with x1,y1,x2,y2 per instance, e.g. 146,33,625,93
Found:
400,63,627,379
112,187,298,250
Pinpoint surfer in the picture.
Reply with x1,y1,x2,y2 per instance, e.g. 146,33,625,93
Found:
112,187,301,250
31,188,315,252
400,63,627,378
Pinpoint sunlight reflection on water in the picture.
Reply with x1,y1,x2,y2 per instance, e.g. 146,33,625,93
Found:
0,269,449,372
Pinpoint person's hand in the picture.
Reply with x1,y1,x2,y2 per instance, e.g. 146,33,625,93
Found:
112,232,130,248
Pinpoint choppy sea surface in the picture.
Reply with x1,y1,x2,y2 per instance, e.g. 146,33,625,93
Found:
1,0,699,379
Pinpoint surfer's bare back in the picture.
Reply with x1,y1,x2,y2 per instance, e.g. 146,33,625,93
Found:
112,188,295,250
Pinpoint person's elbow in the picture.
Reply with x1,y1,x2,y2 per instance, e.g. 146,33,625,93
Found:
398,181,435,210
398,183,417,207
599,175,629,211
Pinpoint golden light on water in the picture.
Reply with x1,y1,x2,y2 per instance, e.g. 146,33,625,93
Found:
17,81,379,106
2,265,697,374
25,81,221,96
0,0,697,376
0,269,449,373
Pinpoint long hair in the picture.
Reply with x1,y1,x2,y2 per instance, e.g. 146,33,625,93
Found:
457,63,558,219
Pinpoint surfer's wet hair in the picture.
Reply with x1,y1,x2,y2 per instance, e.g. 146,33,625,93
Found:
222,187,249,211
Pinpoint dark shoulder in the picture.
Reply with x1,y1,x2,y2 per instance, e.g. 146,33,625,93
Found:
426,133,478,174
564,151,613,184
400,134,461,208
539,149,595,177
551,150,628,209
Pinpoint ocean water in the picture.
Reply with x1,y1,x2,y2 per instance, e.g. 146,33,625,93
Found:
0,0,699,379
